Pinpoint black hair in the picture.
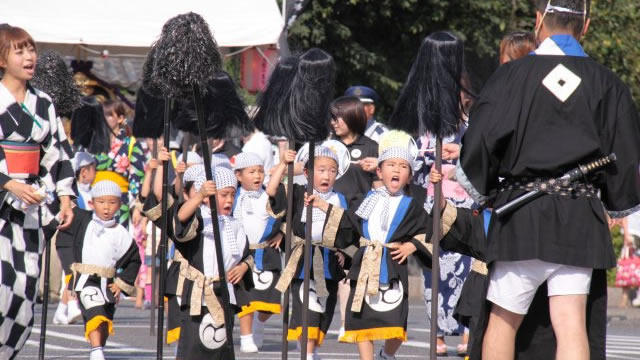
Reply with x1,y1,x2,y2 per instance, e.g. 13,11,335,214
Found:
253,49,335,143
173,71,249,139
184,181,194,194
288,48,335,142
535,0,590,37
71,96,113,154
152,12,222,98
389,31,469,139
253,55,299,138
31,50,82,116
330,96,367,136
74,162,96,179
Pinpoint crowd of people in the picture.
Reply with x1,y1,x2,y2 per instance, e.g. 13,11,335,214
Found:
0,1,639,360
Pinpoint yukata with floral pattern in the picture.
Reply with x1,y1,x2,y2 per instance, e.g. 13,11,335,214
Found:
94,129,145,227
414,126,472,337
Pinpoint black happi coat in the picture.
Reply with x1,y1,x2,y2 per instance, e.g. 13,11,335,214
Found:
56,207,141,297
269,183,357,281
458,54,640,269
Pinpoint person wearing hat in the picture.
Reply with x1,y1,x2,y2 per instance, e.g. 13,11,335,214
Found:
138,150,208,352
344,85,389,144
266,142,357,360
231,152,284,352
56,180,141,360
73,151,97,210
173,165,253,359
337,130,433,360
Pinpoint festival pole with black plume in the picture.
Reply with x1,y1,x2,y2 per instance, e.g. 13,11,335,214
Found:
132,46,167,337
31,50,82,360
388,32,466,360
253,55,300,360
254,48,335,360
152,12,243,359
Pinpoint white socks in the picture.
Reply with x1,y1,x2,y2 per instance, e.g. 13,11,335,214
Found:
53,303,68,325
68,299,82,324
89,346,105,360
240,334,258,353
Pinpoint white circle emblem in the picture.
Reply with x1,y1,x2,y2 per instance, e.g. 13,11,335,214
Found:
199,313,227,350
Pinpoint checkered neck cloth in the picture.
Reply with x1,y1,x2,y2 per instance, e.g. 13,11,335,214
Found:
301,189,335,223
236,188,264,221
199,204,241,256
355,186,404,231
91,212,117,236
233,152,263,170
91,180,122,199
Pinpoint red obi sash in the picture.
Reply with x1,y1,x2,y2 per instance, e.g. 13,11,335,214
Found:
0,141,41,177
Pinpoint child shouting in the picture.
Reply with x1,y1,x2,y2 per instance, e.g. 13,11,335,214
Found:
173,165,253,360
267,141,356,360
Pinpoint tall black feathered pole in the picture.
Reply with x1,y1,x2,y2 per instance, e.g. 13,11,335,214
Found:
388,31,466,360
254,48,335,360
133,46,167,338
253,55,299,360
31,50,82,360
151,12,243,359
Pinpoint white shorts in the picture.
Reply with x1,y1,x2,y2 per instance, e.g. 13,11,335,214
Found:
486,259,592,315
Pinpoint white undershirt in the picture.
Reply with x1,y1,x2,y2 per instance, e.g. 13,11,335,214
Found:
311,192,342,241
201,213,247,304
367,195,403,242
233,188,269,245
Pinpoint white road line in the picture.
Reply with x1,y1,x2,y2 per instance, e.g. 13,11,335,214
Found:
31,328,129,348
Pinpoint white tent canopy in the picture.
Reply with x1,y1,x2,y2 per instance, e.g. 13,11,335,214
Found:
2,0,284,88
2,0,283,48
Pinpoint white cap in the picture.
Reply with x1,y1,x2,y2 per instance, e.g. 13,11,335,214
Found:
73,151,96,172
91,180,122,199
193,166,238,192
232,152,263,171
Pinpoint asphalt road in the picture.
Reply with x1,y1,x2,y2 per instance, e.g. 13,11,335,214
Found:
15,294,640,360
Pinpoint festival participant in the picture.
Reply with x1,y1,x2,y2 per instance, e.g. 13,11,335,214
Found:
56,180,140,360
232,152,283,352
172,165,253,360
456,1,640,358
0,24,75,358
267,143,355,360
338,130,433,360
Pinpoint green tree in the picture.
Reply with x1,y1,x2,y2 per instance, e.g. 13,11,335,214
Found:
288,0,640,119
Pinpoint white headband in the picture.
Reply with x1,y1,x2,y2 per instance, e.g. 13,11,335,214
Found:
91,180,122,199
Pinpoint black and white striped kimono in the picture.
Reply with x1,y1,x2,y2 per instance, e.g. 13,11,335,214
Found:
0,83,75,359
172,204,254,360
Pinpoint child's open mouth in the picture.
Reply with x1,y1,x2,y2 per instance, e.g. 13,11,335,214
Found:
390,176,400,184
